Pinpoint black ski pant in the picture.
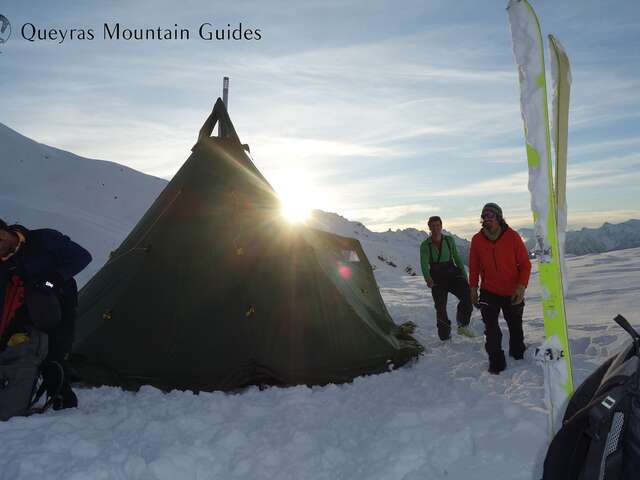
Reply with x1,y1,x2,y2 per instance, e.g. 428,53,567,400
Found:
431,276,473,340
478,289,526,364
42,293,78,408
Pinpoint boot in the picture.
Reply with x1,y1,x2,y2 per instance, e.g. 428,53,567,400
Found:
53,382,78,411
509,344,527,360
437,325,451,341
457,325,476,338
436,316,451,341
488,351,507,375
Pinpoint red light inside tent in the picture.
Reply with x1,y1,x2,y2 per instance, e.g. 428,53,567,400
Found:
338,264,352,279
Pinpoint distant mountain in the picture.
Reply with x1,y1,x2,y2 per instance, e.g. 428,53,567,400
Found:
519,219,640,256
565,220,640,255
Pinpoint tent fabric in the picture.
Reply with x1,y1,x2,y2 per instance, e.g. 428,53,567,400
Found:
70,99,423,391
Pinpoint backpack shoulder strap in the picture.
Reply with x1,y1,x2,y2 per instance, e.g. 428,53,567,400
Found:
580,386,628,480
614,315,640,355
445,236,453,258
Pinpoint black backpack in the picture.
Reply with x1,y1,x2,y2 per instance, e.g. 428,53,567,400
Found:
0,328,65,421
543,315,640,480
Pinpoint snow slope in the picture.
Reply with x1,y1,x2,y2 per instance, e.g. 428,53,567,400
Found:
0,122,166,285
2,248,639,480
2,122,640,479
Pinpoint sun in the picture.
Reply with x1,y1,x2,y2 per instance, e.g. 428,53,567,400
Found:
281,200,312,223
273,170,317,223
278,184,313,223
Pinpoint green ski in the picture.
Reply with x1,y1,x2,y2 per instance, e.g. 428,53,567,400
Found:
549,34,571,290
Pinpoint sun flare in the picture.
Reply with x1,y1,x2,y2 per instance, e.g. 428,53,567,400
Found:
281,201,312,223
273,170,319,223
278,184,313,223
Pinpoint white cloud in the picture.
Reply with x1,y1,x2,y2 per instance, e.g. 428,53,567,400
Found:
347,203,439,227
423,171,529,198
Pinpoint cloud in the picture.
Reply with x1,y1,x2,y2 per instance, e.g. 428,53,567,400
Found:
460,147,525,164
423,170,529,198
569,137,640,157
345,203,439,229
569,69,640,130
254,135,396,164
565,209,640,229
566,153,640,188
410,150,640,201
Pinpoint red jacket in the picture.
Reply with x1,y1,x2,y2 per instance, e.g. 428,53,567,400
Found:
469,226,531,297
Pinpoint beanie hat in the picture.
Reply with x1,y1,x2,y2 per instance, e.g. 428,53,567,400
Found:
482,202,503,218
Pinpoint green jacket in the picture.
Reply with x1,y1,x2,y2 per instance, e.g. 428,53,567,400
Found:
419,234,467,283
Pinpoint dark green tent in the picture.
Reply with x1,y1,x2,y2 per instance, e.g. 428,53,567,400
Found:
71,99,423,391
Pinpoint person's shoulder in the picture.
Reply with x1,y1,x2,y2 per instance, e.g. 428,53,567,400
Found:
504,226,522,240
470,230,484,242
28,228,67,246
30,228,64,238
420,237,432,248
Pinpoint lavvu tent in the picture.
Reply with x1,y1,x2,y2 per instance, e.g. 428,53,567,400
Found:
70,99,423,391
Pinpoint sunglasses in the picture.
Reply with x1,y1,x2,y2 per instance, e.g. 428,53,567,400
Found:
481,212,497,220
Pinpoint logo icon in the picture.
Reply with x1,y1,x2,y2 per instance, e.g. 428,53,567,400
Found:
0,15,11,52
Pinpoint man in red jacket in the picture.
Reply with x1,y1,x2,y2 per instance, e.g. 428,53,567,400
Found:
469,203,531,374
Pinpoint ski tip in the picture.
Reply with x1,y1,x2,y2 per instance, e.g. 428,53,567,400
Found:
506,0,519,10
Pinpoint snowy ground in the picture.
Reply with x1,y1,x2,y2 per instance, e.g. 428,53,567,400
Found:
3,248,639,480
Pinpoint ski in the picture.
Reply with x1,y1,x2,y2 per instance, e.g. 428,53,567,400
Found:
549,34,571,293
507,0,574,433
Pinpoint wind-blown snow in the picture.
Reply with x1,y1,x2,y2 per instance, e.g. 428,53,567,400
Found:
1,122,640,479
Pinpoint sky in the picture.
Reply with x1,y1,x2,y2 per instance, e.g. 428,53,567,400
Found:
1,0,639,239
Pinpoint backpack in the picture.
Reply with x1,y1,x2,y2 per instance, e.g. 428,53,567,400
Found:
543,315,640,480
0,328,65,421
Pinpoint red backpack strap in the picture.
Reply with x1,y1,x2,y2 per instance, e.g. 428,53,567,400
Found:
0,274,26,338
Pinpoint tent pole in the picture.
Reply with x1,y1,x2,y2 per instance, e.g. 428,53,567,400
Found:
218,76,229,137
223,76,229,108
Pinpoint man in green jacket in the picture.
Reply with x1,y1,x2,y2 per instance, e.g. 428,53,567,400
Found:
420,216,474,340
